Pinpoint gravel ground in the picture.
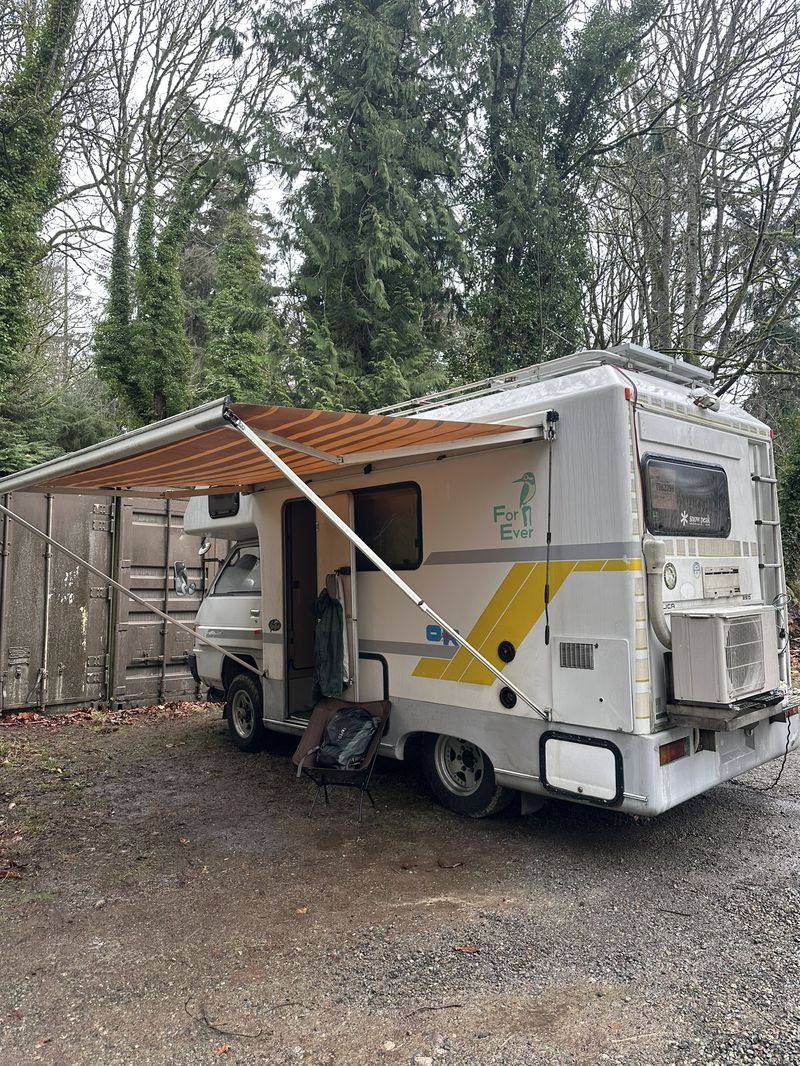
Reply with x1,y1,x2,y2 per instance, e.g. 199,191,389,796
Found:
1,704,799,1066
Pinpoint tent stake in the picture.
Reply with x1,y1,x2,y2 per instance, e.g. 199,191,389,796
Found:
224,407,550,720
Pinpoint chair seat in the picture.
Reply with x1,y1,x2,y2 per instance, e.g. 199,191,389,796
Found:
292,697,391,821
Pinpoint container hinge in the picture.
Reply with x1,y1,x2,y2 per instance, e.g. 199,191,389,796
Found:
91,503,116,533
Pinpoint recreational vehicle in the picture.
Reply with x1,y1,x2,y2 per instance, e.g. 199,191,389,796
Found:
0,343,797,818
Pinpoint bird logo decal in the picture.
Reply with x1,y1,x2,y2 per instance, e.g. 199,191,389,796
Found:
513,472,536,510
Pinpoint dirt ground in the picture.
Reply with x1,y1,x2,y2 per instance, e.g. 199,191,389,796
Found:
1,704,799,1066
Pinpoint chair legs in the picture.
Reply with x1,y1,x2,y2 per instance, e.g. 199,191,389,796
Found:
306,774,378,822
357,787,378,823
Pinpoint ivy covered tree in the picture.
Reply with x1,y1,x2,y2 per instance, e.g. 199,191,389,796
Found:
198,201,291,404
131,182,197,421
0,0,79,473
96,171,212,424
281,0,468,410
92,199,137,417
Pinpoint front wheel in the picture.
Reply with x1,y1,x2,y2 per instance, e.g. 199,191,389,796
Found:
225,673,266,752
421,734,514,818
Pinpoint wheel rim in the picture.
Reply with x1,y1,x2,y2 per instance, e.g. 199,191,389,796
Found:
231,690,255,738
434,735,485,796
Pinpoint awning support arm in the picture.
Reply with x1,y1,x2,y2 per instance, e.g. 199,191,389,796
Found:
223,407,550,721
0,500,265,683
251,428,343,465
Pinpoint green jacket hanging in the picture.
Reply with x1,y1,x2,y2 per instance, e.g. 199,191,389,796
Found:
313,588,345,699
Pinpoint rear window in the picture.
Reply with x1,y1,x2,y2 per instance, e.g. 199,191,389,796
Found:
212,545,261,595
643,456,731,537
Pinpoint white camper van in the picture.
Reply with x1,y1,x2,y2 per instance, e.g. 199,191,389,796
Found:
177,343,799,817
0,343,796,818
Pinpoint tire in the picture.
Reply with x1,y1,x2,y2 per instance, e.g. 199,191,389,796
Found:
225,673,266,752
420,734,515,818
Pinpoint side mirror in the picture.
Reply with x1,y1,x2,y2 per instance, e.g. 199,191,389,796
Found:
173,560,197,597
198,536,212,557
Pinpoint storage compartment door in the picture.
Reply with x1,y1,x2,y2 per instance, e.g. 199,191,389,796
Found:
540,731,623,805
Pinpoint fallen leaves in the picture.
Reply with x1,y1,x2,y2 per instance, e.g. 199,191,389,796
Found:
214,1043,232,1056
0,701,212,729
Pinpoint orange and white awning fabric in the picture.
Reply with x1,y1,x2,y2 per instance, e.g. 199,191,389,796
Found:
0,397,546,499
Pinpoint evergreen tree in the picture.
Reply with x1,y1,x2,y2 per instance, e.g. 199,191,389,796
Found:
0,0,79,474
464,0,656,376
283,0,468,410
199,202,291,404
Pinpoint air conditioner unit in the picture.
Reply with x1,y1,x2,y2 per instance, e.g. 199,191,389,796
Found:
671,606,780,705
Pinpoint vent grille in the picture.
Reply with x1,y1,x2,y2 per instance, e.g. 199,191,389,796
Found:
724,615,765,696
559,641,595,670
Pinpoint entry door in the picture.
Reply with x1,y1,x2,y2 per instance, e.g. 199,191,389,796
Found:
316,493,359,700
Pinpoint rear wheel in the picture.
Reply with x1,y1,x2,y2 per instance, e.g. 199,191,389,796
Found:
421,734,514,818
225,673,266,752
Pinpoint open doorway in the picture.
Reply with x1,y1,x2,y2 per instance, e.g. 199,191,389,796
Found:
283,493,360,718
283,500,317,717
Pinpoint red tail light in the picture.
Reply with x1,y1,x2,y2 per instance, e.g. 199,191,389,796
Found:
659,737,690,766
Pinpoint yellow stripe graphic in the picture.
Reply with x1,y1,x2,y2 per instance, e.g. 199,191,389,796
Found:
412,557,641,685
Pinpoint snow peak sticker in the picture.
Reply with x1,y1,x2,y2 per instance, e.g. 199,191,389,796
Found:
492,473,536,541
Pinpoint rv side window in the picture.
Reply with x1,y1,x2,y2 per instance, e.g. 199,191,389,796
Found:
643,456,731,537
353,483,422,572
209,493,239,519
212,545,261,595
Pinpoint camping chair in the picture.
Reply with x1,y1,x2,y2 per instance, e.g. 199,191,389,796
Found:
292,697,391,822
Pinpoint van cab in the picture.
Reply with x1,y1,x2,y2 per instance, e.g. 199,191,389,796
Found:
184,493,265,705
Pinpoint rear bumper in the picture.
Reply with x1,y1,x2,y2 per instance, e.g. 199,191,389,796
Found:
613,711,800,816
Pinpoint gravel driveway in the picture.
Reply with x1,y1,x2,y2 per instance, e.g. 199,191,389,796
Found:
1,704,798,1066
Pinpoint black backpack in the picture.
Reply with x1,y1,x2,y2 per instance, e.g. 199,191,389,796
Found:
316,707,381,770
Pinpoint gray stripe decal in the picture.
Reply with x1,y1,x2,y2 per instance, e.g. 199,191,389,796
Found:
359,639,457,659
198,626,273,642
423,541,641,566
197,629,283,645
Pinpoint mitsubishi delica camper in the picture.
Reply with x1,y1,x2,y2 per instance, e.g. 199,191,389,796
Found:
0,343,797,818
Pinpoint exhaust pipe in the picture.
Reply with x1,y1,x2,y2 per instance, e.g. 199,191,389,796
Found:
642,536,672,649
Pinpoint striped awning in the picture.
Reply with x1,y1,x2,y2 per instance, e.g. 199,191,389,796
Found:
0,398,536,498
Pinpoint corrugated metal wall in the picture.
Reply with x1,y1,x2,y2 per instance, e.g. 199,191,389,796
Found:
0,492,224,714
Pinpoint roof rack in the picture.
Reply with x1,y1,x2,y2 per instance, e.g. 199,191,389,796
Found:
372,343,713,417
